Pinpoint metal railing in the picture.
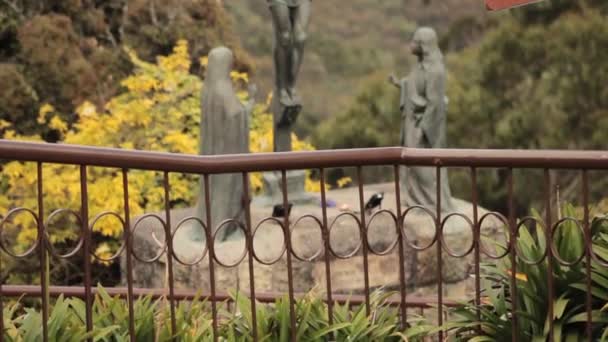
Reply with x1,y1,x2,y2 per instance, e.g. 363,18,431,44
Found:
0,139,607,341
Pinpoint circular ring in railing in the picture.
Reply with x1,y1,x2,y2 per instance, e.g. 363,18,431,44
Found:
45,208,84,259
515,216,547,265
366,209,399,256
591,217,608,267
131,214,167,263
251,217,286,266
212,219,248,268
171,216,209,266
328,212,362,259
479,212,511,259
440,213,475,258
90,211,126,262
0,207,40,258
401,205,438,251
550,217,586,266
290,214,324,262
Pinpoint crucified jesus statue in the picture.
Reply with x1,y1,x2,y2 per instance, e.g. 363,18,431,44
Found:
267,0,311,150
259,0,313,203
268,0,311,107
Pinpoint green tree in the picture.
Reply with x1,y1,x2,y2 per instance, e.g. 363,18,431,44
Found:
0,0,249,139
313,73,400,150
314,4,608,214
448,9,608,213
0,41,316,287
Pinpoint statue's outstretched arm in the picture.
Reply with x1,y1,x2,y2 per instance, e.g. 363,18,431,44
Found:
388,74,402,89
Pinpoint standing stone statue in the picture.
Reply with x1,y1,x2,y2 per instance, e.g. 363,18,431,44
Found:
390,27,455,214
267,0,311,152
193,47,256,242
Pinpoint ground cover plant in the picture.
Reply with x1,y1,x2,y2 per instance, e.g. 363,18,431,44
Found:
415,204,608,341
2,288,425,342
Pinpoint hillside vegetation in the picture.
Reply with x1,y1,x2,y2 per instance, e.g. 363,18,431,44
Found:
0,0,250,139
2,0,608,215
301,0,608,213
224,0,486,137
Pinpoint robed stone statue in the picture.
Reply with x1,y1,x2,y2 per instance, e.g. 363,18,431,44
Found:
194,47,256,242
390,27,455,213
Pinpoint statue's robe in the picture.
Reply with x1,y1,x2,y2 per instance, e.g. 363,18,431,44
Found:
399,44,455,214
195,47,249,242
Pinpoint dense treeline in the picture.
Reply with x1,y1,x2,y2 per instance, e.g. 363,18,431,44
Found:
313,1,608,214
2,0,608,215
447,1,608,213
0,0,250,140
225,0,486,139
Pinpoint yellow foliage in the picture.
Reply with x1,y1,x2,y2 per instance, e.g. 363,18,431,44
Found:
0,119,11,130
337,176,353,188
94,243,114,266
0,40,319,263
230,71,249,83
49,116,68,135
37,103,55,124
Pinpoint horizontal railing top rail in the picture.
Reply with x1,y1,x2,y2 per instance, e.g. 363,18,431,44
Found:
2,139,608,172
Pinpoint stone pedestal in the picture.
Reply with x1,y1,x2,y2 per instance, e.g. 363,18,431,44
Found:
255,170,316,206
271,93,301,153
252,90,315,206
124,185,504,299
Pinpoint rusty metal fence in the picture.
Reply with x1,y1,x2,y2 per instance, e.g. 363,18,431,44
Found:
0,139,607,341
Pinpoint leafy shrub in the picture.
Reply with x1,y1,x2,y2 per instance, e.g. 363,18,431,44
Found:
3,287,423,341
423,204,608,341
0,40,318,282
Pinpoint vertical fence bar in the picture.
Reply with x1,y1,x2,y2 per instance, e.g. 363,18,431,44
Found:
319,168,334,327
507,169,518,342
80,165,93,338
37,162,48,342
393,165,407,328
242,172,258,342
471,167,481,329
163,172,177,339
436,166,443,341
544,169,554,341
356,166,371,316
280,170,297,341
204,174,219,341
582,170,592,341
122,169,136,342
0,233,3,342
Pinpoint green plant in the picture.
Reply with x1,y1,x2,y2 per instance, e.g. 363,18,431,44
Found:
3,298,24,341
220,289,430,341
13,295,119,342
2,287,425,341
156,292,213,341
426,203,608,341
331,291,416,341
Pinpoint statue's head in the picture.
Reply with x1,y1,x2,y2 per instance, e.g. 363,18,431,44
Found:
205,46,234,84
410,27,440,58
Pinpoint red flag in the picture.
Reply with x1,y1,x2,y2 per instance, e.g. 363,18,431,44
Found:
486,0,545,11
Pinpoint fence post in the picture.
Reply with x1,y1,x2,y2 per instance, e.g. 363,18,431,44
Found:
80,165,93,340
37,162,48,342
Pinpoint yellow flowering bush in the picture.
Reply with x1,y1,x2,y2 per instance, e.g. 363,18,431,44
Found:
0,40,325,261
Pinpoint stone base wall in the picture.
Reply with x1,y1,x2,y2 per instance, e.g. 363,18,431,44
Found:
123,197,502,298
